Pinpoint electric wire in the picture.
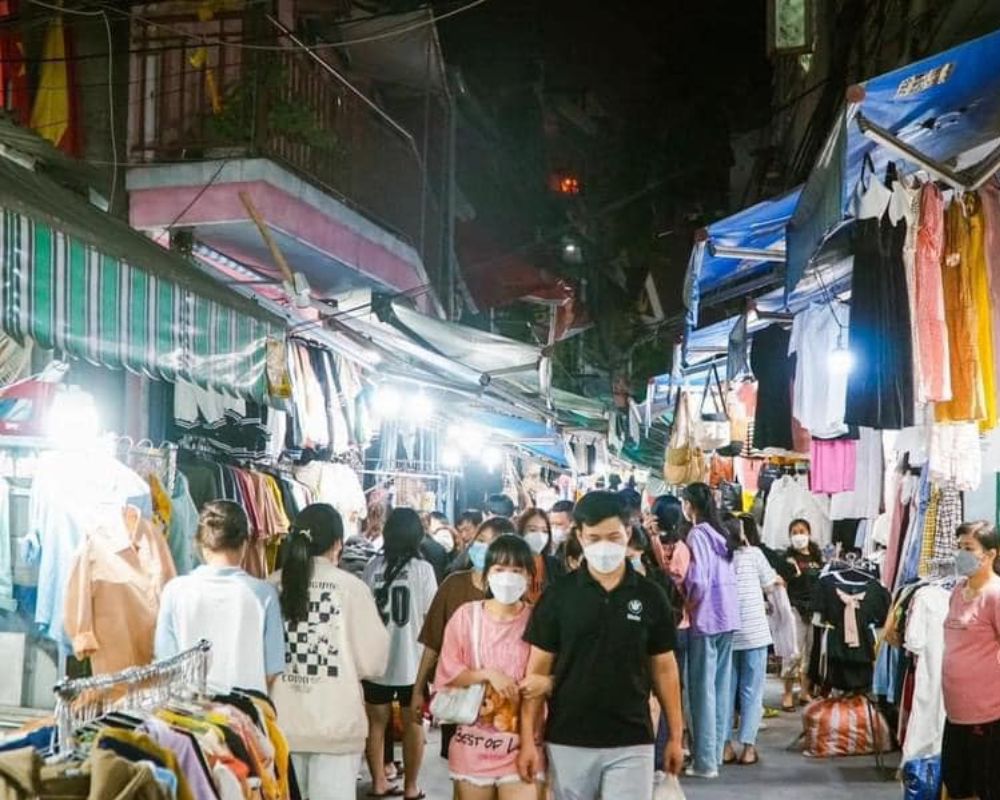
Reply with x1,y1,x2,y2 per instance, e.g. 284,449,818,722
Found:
165,158,229,230
23,0,118,211
96,0,490,52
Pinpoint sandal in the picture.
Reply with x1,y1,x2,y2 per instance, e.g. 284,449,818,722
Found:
367,789,403,798
723,745,738,765
740,746,760,766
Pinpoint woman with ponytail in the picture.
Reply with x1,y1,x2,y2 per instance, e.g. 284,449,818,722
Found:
270,504,389,800
362,507,438,800
681,482,740,780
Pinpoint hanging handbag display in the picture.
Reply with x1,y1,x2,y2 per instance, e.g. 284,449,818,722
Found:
664,389,706,486
694,363,732,452
429,602,486,725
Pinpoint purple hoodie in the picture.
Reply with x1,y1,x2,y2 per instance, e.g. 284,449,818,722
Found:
684,522,740,636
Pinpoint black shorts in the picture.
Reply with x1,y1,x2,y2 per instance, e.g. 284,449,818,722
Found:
362,681,414,707
942,718,1000,800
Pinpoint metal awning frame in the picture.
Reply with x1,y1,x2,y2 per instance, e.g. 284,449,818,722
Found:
857,110,1000,192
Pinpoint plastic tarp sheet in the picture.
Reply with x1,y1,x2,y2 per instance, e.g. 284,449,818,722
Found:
469,411,570,468
683,186,802,325
787,27,1000,294
390,300,541,379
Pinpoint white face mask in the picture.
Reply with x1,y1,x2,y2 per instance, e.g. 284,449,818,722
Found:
488,572,528,605
432,529,455,553
790,534,810,551
584,540,627,574
551,526,569,546
524,531,548,555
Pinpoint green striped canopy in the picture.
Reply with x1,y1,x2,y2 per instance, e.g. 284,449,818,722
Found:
0,208,281,400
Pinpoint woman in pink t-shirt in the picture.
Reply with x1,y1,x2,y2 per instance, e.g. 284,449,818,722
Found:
941,521,1000,800
435,534,546,799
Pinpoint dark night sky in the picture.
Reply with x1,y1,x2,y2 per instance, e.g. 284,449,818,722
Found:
438,0,772,259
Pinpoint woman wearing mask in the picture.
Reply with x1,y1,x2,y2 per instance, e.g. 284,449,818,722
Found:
362,508,439,800
434,535,545,799
271,504,389,800
516,509,565,603
156,501,284,694
941,521,1000,800
723,516,779,767
411,517,514,765
782,519,824,712
683,483,740,779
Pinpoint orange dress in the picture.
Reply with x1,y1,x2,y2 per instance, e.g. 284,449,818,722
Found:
936,196,987,423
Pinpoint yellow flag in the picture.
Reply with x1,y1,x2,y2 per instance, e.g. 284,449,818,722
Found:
30,15,69,148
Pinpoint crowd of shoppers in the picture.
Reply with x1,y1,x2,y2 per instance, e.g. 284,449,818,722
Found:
155,478,998,799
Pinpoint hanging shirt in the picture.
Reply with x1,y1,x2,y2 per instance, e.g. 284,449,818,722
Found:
829,427,884,521
901,584,950,762
30,450,151,645
810,438,857,495
362,555,437,687
751,325,795,451
155,565,285,694
64,517,177,675
789,301,851,439
762,475,833,549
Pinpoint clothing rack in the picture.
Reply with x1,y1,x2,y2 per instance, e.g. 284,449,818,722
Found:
116,437,178,495
53,640,211,757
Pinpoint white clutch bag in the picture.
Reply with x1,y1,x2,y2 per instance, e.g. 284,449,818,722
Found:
429,602,486,725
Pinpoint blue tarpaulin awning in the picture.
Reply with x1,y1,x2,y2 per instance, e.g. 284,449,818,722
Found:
468,411,571,469
683,187,802,325
685,27,1000,317
684,255,853,367
787,27,1000,294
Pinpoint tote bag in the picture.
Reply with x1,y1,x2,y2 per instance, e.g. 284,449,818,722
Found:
430,602,486,725
664,390,705,486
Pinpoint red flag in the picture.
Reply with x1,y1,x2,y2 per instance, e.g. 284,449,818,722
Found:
0,0,30,125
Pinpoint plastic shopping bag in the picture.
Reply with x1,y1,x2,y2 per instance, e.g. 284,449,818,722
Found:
902,756,942,800
653,774,686,800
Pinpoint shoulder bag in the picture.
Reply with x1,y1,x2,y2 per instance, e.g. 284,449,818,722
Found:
429,602,486,725
665,389,706,486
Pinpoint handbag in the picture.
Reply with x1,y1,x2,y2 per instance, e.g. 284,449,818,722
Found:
429,602,486,725
693,364,731,452
664,390,706,486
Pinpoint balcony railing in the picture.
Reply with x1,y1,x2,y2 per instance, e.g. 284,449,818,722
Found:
128,10,444,289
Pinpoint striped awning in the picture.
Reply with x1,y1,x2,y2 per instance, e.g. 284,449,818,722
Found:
0,207,281,400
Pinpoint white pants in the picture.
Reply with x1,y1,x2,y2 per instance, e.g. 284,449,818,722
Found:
291,752,360,800
547,744,654,800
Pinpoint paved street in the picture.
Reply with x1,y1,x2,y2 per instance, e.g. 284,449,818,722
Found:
357,680,902,799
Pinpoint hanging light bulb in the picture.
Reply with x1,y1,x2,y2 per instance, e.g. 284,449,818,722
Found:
828,329,854,376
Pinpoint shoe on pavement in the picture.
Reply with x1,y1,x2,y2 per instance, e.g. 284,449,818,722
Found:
684,766,719,779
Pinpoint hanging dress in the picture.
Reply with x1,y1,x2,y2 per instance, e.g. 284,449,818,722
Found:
935,194,987,424
844,161,915,430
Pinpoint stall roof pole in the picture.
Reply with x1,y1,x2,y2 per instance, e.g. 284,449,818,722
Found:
856,112,967,191
707,244,787,263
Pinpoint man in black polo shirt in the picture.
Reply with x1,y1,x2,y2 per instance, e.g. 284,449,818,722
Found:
517,491,684,799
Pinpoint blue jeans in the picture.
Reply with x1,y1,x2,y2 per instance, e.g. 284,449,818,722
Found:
655,629,691,771
727,646,769,747
687,631,734,774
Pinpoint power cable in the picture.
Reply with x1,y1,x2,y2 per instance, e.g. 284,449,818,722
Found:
24,0,118,211
165,158,229,230
96,0,490,52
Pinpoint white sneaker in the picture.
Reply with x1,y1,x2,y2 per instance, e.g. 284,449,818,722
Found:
684,766,719,779
654,770,667,785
